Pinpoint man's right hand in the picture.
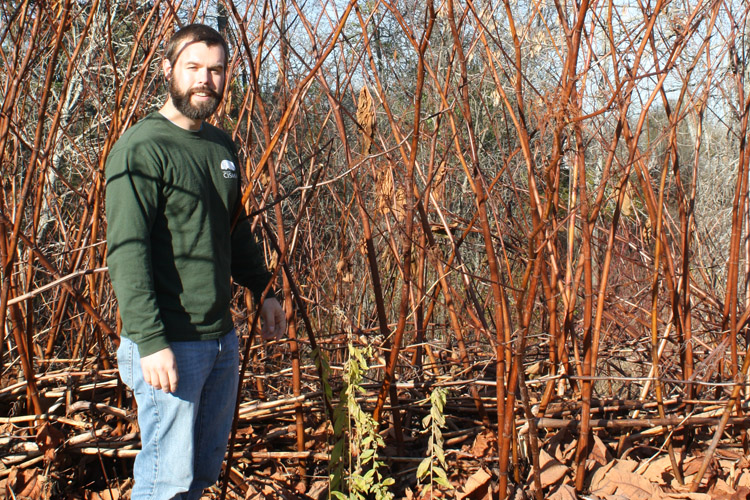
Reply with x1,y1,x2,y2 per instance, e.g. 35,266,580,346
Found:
140,347,179,393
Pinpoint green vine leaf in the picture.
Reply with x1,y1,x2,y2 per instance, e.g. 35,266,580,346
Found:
417,457,431,479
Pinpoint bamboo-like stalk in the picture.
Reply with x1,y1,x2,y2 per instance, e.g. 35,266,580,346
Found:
371,0,435,435
651,133,685,485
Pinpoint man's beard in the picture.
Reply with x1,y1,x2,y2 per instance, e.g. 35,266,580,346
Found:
169,78,222,120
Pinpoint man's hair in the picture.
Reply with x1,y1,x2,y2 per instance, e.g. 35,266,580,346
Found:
165,23,229,68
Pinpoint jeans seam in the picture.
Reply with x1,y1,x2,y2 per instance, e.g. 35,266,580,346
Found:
118,340,132,389
126,342,132,387
193,378,209,491
148,385,160,500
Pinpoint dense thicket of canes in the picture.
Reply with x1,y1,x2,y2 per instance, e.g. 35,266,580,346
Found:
2,0,750,496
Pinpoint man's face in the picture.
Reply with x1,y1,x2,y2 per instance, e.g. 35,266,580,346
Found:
166,41,226,121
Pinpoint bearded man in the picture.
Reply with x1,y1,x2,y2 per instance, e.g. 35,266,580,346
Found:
105,24,285,500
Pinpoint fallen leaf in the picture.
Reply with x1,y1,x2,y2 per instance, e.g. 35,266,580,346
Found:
87,487,120,500
721,459,738,471
547,429,572,463
36,422,64,463
243,483,261,499
590,461,663,500
538,447,557,468
237,426,256,437
590,460,616,491
261,484,275,496
307,480,328,500
679,461,716,492
639,455,674,485
613,458,639,473
525,361,543,377
739,472,750,489
710,477,736,497
419,486,444,499
294,480,307,495
719,450,744,460
471,431,496,458
590,434,612,466
683,457,703,477
561,440,578,463
585,457,600,472
548,484,577,500
457,468,492,500
683,455,717,480
731,486,750,500
5,468,43,500
536,449,569,488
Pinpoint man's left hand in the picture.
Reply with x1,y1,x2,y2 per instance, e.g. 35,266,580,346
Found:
260,297,286,340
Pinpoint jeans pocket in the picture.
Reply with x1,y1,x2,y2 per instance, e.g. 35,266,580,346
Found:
117,339,134,389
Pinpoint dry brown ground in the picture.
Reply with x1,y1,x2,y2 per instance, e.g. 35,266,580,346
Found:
3,366,750,500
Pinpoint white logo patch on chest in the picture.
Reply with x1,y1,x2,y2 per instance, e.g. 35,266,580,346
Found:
221,159,237,179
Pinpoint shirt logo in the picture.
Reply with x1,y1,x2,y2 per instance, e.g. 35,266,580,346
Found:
221,160,237,179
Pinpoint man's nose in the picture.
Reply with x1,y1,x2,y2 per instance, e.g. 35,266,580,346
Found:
195,68,212,85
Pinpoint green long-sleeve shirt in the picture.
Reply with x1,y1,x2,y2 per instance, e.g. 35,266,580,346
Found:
105,112,271,357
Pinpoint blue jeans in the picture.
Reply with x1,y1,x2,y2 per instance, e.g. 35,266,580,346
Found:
117,331,239,500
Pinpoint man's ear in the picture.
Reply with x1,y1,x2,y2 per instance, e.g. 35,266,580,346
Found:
162,58,172,81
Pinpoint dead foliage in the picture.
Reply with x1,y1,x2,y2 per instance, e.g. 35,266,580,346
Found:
2,0,750,499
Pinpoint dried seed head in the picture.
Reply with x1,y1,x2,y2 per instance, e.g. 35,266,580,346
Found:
356,86,376,155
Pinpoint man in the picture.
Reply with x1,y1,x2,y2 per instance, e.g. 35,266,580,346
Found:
105,24,285,500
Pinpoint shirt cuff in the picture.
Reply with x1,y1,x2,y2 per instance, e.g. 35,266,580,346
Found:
133,333,170,358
